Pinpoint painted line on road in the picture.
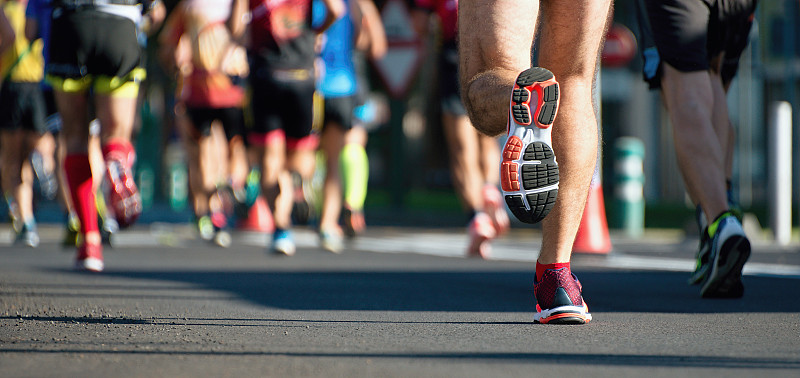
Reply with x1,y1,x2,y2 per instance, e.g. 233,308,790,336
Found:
353,233,800,280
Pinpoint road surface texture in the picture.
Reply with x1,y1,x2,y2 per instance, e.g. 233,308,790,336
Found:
2,223,799,377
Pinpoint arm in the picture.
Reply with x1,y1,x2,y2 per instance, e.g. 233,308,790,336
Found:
141,0,166,37
315,0,346,34
24,0,40,42
227,0,248,40
24,17,38,43
355,0,386,60
0,11,15,57
157,3,187,76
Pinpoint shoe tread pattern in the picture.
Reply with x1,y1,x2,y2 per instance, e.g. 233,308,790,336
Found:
502,67,560,224
504,142,558,224
513,67,558,127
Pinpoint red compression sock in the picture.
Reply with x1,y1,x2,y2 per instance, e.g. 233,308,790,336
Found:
64,154,98,234
102,139,136,168
536,262,571,281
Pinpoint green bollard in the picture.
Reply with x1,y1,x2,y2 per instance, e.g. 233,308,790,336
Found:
136,162,155,210
164,142,188,212
134,102,161,211
613,137,645,237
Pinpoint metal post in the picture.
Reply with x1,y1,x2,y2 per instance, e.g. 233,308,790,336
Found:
769,101,792,245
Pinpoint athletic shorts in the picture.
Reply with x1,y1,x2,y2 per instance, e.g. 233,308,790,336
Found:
185,106,245,141
639,0,757,89
47,9,145,97
322,95,356,131
439,42,466,116
0,82,48,134
248,63,316,141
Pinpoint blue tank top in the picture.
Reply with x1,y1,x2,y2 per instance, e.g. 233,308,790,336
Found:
313,0,356,97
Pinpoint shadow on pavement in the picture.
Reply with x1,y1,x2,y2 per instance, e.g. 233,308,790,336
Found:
71,268,800,314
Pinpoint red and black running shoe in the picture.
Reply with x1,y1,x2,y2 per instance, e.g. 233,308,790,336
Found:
500,67,560,224
533,267,592,324
105,158,142,229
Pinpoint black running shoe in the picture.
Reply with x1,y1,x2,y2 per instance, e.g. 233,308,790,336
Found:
700,214,750,298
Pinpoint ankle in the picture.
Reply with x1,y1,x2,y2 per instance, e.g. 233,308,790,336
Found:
536,261,570,281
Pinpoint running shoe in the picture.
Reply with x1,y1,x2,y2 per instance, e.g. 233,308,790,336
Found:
688,227,711,285
500,67,560,224
228,184,251,221
210,211,231,248
483,184,510,235
271,229,296,256
105,158,142,229
75,243,104,272
30,150,58,201
214,229,232,248
244,168,261,208
533,267,592,324
100,214,118,246
62,214,81,247
467,212,496,259
342,207,365,238
700,213,750,298
290,171,314,226
14,221,40,248
319,228,344,254
197,215,215,241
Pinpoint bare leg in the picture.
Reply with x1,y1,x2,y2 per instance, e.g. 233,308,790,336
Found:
55,91,101,246
442,112,484,213
537,0,611,264
319,123,346,233
460,0,612,265
459,0,538,138
660,63,728,222
0,130,33,222
258,140,292,230
17,137,36,222
95,94,137,148
477,132,501,187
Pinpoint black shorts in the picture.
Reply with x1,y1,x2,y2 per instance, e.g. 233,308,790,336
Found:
185,106,245,141
0,82,48,134
638,0,757,89
47,9,144,96
322,95,356,131
249,62,316,140
439,43,466,116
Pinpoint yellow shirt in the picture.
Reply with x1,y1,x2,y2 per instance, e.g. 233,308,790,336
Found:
0,0,44,83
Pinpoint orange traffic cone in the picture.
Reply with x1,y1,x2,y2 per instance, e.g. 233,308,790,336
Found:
237,196,274,232
573,182,612,254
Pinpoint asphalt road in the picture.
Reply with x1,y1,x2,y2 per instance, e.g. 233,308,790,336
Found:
1,223,799,377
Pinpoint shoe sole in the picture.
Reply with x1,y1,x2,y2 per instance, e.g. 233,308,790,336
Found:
343,209,365,239
501,67,560,224
75,257,104,272
701,235,750,298
534,304,592,324
271,241,296,256
214,230,232,248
